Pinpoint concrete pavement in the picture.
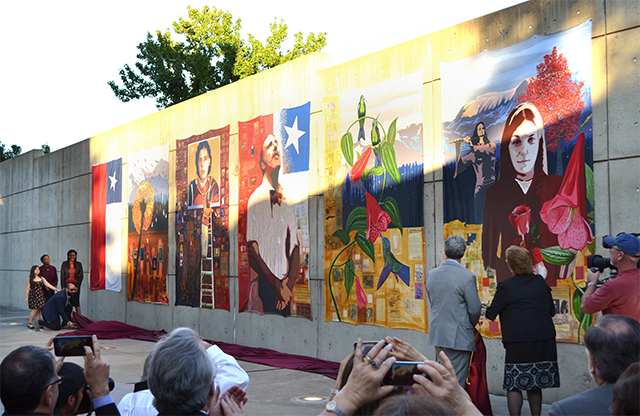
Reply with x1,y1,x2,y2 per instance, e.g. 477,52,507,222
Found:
0,307,551,415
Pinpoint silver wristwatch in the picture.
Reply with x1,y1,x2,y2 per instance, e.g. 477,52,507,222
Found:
325,400,346,416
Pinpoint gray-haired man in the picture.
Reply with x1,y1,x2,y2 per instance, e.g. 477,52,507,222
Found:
426,235,481,386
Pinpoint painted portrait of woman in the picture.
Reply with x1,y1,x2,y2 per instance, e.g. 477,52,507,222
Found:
482,103,562,285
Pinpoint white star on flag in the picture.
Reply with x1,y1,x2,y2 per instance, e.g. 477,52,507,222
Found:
109,171,118,190
284,116,305,154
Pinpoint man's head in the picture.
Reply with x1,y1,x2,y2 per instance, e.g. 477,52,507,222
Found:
65,283,78,295
195,140,212,180
444,235,467,260
41,254,51,266
148,327,216,415
604,233,640,270
1,345,59,415
259,134,281,175
611,362,639,416
584,314,640,385
55,362,86,415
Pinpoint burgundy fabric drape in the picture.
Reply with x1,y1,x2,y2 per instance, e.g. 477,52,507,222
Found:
466,330,493,416
67,315,339,379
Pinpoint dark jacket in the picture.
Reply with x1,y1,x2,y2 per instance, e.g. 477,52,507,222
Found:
485,273,556,343
60,260,83,288
42,289,70,326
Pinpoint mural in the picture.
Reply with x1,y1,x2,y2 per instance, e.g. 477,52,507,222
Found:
323,72,426,330
175,128,230,309
90,157,122,292
127,144,170,304
441,21,594,342
238,103,312,318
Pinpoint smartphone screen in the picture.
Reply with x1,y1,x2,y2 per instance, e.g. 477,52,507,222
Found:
382,361,430,386
53,335,94,356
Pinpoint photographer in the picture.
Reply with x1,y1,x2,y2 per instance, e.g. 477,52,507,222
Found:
581,233,640,322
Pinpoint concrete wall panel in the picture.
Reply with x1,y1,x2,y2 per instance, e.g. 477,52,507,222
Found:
605,0,640,33
606,27,640,159
609,157,640,232
86,287,126,323
593,161,611,238
58,175,92,227
591,36,608,162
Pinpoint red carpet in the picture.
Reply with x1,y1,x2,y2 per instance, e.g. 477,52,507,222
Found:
66,313,340,379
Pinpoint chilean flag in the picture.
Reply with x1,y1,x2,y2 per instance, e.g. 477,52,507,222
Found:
90,158,122,291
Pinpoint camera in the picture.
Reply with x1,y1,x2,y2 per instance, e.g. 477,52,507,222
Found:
586,254,615,273
76,377,115,415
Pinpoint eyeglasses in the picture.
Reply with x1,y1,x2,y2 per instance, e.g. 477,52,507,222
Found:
610,246,623,254
44,377,63,389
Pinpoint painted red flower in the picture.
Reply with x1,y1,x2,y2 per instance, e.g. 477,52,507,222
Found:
509,205,531,244
356,275,367,308
541,132,594,251
351,147,373,182
365,192,391,243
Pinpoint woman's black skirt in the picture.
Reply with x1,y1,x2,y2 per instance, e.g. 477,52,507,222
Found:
503,339,560,391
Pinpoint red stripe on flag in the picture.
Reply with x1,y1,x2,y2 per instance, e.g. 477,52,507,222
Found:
90,163,107,290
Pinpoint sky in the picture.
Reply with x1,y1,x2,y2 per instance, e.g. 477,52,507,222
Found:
0,0,524,153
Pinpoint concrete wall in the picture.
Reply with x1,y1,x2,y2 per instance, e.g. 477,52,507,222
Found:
2,0,639,402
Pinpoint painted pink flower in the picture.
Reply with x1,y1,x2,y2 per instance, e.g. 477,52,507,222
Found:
541,132,594,251
356,275,367,308
365,192,391,243
351,147,373,182
509,205,531,244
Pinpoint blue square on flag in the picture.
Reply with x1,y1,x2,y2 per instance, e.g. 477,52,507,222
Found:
106,158,122,204
280,102,310,174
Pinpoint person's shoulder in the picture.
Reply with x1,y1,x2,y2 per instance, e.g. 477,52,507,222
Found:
550,384,613,415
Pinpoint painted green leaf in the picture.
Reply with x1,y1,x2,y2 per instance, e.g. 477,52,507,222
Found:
369,166,384,176
572,289,584,322
540,246,576,265
387,117,398,145
380,142,401,184
344,261,355,297
580,313,593,333
355,231,375,264
587,241,595,255
332,229,350,246
341,132,354,166
382,197,403,234
346,206,367,233
585,163,595,208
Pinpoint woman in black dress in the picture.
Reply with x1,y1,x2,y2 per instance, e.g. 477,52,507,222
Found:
25,265,58,329
486,245,559,416
61,250,84,316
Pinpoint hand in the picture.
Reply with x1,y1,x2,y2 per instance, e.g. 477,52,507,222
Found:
586,268,600,285
67,322,76,328
413,351,480,416
385,336,426,361
44,337,65,372
209,385,248,416
83,335,111,399
275,279,292,311
334,353,352,390
325,339,396,416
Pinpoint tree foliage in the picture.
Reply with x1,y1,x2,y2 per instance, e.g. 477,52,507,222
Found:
108,6,327,109
0,141,22,162
519,47,585,154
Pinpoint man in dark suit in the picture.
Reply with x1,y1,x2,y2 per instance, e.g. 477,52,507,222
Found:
38,284,77,330
549,314,640,415
426,235,481,386
0,336,119,415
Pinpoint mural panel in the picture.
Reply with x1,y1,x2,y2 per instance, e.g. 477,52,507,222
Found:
323,72,426,330
127,144,170,304
175,128,231,309
441,21,594,342
238,103,312,318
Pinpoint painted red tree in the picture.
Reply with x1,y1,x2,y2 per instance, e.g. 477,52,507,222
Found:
519,47,585,159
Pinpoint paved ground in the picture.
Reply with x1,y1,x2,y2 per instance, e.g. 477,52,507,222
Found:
0,307,551,415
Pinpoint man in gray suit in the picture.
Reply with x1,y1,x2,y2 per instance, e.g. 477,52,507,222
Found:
426,235,481,386
548,314,639,416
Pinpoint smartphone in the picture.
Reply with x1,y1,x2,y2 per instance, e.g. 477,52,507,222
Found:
355,340,387,360
382,361,430,386
53,335,94,356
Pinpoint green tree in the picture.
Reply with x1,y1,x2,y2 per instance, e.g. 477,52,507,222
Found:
0,141,22,162
108,6,327,109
